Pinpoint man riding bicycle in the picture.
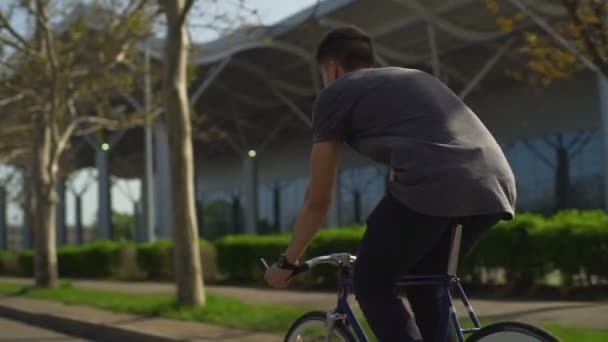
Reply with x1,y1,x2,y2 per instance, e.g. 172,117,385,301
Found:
264,25,516,342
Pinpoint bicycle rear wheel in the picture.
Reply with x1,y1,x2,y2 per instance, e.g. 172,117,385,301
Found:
467,321,560,342
284,311,356,342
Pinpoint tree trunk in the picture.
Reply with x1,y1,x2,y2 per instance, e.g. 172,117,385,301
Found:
353,190,362,224
272,185,281,232
32,120,58,287
555,146,570,211
232,196,241,234
75,194,83,245
163,0,205,306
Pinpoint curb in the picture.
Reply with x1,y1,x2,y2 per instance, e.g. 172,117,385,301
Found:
0,303,183,342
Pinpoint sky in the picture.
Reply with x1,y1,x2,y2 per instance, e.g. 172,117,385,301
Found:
1,0,322,226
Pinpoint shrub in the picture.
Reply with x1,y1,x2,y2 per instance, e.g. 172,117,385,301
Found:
17,250,34,276
0,251,19,275
215,234,291,283
136,239,218,282
2,238,217,283
466,213,549,286
58,241,127,278
136,239,174,279
214,212,608,289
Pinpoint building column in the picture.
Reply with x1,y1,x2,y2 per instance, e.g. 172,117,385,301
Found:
55,178,67,246
273,184,281,233
231,195,241,234
0,186,7,250
142,43,155,242
133,201,142,242
599,73,608,210
96,149,112,240
21,168,33,250
142,122,156,242
242,154,258,234
153,120,173,239
75,193,84,245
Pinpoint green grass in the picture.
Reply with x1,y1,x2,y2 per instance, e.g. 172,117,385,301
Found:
0,282,606,341
0,282,308,332
543,324,608,342
460,320,608,342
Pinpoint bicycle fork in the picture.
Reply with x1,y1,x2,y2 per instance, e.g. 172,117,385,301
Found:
325,310,348,342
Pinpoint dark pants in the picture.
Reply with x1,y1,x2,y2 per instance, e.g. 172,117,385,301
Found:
353,194,501,342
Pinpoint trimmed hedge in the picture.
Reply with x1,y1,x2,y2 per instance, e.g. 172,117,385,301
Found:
2,210,607,290
3,239,218,282
58,241,128,278
136,239,218,281
216,211,608,288
216,234,291,283
215,226,364,287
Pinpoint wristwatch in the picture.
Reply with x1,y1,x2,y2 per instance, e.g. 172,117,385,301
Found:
277,253,298,270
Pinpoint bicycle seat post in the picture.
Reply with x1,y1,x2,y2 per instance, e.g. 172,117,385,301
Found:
447,223,463,276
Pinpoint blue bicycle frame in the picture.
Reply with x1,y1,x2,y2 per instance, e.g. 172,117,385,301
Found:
332,267,482,342
330,223,479,341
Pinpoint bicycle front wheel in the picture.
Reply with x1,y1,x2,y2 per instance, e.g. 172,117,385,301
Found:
284,311,356,342
467,321,560,342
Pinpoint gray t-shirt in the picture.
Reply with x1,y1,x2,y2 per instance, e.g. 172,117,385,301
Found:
312,67,516,219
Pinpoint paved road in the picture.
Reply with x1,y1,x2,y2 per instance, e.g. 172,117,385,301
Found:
0,316,88,341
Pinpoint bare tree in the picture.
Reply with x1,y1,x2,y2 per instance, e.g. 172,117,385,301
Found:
523,129,597,211
160,0,204,306
0,0,156,287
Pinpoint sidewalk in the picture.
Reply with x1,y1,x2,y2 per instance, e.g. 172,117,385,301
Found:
0,294,281,342
1,277,607,331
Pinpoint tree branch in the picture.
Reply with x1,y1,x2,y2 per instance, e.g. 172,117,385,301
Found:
566,131,585,150
0,123,32,138
523,140,555,168
0,34,28,55
179,0,196,27
570,129,597,157
0,147,28,163
0,93,24,107
542,136,559,149
0,9,31,49
592,0,608,51
562,0,608,76
36,0,59,82
0,165,19,187
56,116,123,164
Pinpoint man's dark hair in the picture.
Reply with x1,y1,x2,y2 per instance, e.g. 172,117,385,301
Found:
315,25,374,71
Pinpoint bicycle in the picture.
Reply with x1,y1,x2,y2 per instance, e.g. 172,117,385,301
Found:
261,224,561,342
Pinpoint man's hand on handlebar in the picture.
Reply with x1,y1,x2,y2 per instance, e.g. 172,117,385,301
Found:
261,257,311,289
262,259,294,289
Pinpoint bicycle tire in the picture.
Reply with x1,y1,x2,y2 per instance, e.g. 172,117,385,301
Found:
466,321,560,342
284,311,357,342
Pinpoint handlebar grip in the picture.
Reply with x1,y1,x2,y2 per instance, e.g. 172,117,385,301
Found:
287,263,310,280
260,258,309,279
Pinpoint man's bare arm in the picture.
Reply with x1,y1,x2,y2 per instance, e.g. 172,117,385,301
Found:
284,141,343,263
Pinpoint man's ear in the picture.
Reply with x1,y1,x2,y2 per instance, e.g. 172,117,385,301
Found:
333,62,345,78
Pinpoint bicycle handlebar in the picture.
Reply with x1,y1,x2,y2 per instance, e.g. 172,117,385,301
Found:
260,253,357,277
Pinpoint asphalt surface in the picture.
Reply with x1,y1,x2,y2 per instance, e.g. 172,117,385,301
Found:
0,316,88,341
